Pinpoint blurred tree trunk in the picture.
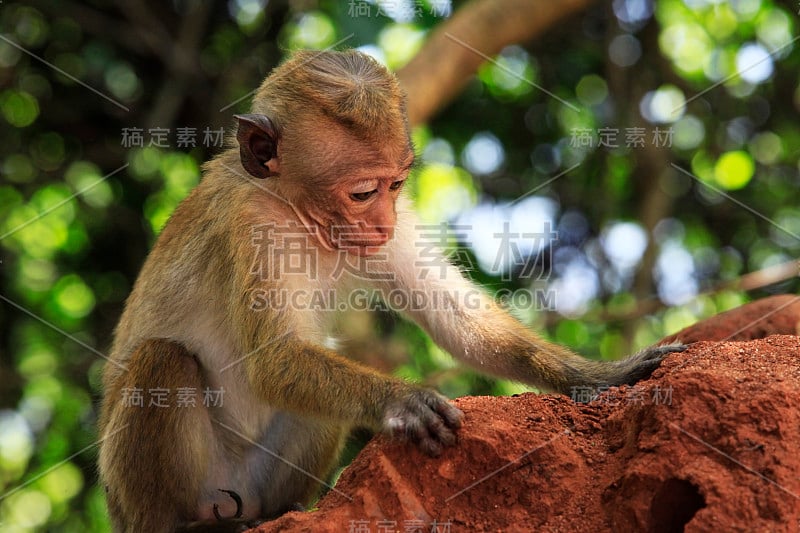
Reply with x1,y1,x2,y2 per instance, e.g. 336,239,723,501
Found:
397,0,599,126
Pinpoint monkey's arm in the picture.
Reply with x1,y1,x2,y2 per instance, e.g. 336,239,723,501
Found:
237,326,463,455
226,204,463,455
382,206,685,395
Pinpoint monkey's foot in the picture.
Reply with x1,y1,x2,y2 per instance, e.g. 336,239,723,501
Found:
175,489,262,532
213,489,243,520
177,518,265,533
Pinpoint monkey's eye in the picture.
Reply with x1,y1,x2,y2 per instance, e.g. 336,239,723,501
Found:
350,190,377,202
389,180,405,191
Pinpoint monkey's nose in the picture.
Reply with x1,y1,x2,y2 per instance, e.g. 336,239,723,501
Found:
376,226,394,241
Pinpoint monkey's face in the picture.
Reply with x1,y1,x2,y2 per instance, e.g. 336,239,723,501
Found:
289,158,411,257
280,123,413,257
236,101,413,257
329,173,406,256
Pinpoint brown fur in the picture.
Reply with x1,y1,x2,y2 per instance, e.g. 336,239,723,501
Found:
99,50,683,532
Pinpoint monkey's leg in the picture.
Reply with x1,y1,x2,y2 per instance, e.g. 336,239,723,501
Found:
99,339,215,533
246,413,346,517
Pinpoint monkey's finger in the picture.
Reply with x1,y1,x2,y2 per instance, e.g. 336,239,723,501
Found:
611,342,689,387
435,402,464,429
651,342,688,356
411,418,446,456
400,410,444,452
640,342,687,359
422,412,458,447
404,413,430,442
418,437,444,457
421,392,464,429
384,416,410,441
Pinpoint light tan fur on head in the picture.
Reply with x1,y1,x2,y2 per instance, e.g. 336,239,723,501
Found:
253,50,408,139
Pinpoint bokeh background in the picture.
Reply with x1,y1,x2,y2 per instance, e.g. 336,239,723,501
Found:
1,0,799,530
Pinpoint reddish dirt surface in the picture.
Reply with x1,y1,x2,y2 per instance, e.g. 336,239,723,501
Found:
662,294,800,344
254,296,800,532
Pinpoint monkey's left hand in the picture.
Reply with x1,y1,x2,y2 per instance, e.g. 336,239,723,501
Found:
382,387,465,457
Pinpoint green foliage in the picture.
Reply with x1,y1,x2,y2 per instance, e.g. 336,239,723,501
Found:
0,0,798,530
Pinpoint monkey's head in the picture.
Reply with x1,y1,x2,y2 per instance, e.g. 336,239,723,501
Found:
236,50,414,257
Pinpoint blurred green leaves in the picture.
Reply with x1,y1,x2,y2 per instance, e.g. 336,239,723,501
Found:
478,46,537,99
283,11,337,50
52,275,95,320
714,150,755,190
0,90,39,127
412,163,478,222
0,0,798,530
142,153,200,235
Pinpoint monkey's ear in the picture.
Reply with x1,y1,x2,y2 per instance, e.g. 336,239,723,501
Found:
235,114,280,179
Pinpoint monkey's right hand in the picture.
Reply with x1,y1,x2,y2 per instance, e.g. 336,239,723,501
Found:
382,387,464,456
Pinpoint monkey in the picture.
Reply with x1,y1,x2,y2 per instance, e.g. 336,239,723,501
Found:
98,49,685,533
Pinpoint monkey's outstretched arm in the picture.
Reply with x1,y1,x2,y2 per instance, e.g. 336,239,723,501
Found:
382,206,685,395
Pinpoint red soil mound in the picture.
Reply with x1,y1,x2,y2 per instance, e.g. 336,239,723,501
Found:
254,295,800,532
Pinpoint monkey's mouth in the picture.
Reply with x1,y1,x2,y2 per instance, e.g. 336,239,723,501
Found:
306,228,386,256
338,239,389,256
332,227,391,256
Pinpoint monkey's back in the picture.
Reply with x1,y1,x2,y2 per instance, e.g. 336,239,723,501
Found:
103,151,250,388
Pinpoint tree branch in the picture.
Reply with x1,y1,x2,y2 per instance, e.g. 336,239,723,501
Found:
397,0,599,126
